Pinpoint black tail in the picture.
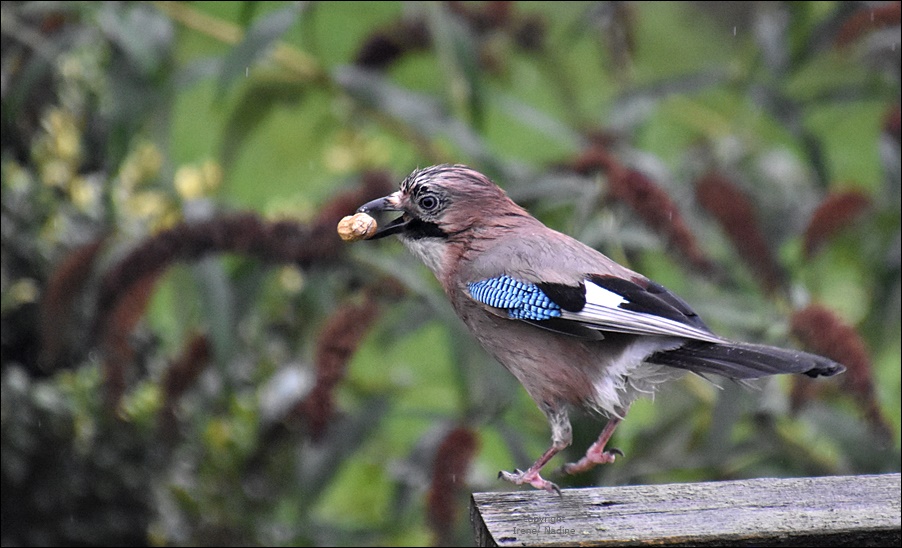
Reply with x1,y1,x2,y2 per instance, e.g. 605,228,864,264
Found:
647,341,845,380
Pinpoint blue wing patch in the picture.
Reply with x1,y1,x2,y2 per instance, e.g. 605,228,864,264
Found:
468,276,562,321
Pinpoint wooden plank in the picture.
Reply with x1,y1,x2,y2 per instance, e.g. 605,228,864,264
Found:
471,473,901,547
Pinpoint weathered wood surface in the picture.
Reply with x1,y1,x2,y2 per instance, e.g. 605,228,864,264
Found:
471,473,900,547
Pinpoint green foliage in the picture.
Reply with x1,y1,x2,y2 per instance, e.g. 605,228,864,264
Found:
2,2,899,546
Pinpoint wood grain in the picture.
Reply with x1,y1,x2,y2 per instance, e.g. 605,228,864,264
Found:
471,473,901,546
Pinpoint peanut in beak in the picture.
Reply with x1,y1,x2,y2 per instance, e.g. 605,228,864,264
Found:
337,212,378,242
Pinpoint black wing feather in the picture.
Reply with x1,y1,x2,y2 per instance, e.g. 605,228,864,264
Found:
535,282,586,312
587,275,709,330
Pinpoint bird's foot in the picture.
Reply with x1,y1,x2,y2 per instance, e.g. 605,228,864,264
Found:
498,468,561,495
560,447,624,475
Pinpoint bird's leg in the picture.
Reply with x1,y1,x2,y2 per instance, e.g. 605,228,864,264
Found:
499,407,570,495
498,444,564,495
561,415,624,475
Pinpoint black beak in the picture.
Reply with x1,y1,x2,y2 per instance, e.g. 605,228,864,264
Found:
357,195,410,239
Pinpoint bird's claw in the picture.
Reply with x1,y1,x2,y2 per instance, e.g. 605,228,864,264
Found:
498,468,561,496
560,448,624,475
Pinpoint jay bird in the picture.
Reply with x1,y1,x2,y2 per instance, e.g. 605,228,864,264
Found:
355,164,845,494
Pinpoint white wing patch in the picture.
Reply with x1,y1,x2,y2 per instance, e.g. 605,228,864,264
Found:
561,279,723,344
584,281,628,308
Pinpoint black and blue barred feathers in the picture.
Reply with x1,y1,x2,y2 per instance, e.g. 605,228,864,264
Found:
468,275,562,321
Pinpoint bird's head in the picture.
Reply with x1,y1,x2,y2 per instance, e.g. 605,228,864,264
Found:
356,164,527,242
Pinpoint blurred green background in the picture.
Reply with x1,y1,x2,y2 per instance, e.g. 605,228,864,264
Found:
2,1,899,546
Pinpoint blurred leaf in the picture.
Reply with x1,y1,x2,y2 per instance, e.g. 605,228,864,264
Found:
217,1,305,97
218,77,309,172
427,4,485,129
608,69,729,131
333,65,496,167
494,92,584,152
193,257,236,372
300,395,390,500
238,1,263,27
96,3,174,76
174,55,227,89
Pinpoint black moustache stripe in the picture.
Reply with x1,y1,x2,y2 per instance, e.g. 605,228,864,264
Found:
403,219,448,240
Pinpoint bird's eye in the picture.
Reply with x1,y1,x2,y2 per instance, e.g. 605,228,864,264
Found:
419,195,439,211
